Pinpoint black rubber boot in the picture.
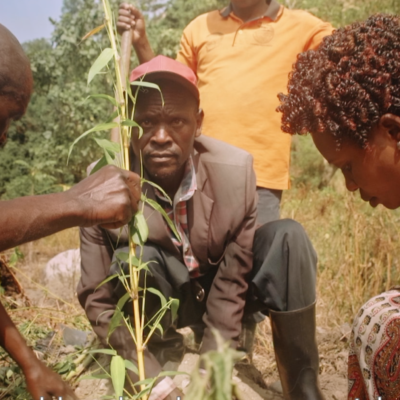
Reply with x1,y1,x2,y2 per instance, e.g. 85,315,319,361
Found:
269,302,325,400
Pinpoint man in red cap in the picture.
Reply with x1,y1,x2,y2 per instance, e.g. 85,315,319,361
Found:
0,23,141,400
78,56,322,400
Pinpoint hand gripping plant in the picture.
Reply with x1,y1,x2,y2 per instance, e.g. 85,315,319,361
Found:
69,1,180,399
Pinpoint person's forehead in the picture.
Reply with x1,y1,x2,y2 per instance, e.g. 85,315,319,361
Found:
136,82,196,109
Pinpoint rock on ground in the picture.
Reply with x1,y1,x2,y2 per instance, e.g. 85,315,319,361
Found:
43,249,81,301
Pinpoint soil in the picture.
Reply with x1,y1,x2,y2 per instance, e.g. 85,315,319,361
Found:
1,251,348,400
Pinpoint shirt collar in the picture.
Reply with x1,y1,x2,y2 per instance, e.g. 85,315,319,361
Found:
220,0,281,21
155,156,197,205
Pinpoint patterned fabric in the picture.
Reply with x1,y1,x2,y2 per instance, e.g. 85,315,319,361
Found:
348,290,400,399
155,156,200,278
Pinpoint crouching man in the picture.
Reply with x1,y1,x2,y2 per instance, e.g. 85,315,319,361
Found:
78,56,324,400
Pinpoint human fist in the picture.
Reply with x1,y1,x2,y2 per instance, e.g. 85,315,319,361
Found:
68,165,141,229
117,3,147,46
23,357,78,400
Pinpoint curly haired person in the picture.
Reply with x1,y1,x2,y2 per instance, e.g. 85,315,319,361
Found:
278,14,400,400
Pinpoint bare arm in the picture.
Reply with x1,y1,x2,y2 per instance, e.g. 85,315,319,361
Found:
0,165,140,252
117,3,155,64
0,302,78,400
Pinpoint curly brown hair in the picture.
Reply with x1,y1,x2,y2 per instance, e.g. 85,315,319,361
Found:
277,14,400,148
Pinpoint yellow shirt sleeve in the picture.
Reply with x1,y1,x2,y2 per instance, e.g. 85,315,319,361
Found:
176,27,197,74
306,22,334,50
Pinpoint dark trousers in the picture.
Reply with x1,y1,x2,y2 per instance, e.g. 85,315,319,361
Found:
112,219,317,346
256,187,282,225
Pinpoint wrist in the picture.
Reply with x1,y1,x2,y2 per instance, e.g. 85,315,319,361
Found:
133,36,150,50
14,344,41,372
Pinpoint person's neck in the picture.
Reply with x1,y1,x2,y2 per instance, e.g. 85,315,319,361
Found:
153,167,186,203
231,0,270,22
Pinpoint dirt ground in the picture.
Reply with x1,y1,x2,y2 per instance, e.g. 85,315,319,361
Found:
1,248,348,400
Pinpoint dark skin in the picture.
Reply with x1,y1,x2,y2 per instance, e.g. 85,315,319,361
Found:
132,78,203,200
312,114,400,210
0,24,141,399
130,79,203,399
117,0,270,63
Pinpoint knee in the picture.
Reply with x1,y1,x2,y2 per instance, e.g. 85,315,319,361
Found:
255,218,307,245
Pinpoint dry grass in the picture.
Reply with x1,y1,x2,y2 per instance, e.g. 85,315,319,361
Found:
281,176,400,326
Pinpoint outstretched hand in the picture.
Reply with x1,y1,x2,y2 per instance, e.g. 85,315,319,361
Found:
67,164,141,230
117,3,147,46
23,358,78,400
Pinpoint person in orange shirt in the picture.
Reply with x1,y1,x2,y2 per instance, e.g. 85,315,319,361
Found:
118,0,333,226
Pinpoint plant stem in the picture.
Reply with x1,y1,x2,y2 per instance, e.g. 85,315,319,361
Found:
101,0,147,397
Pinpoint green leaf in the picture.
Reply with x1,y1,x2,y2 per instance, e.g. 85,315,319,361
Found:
110,355,126,397
130,224,143,246
86,93,119,108
145,198,181,240
141,180,172,204
147,287,167,309
124,359,139,375
121,119,144,138
68,122,118,163
130,81,164,104
86,349,117,356
170,298,180,323
95,273,119,291
87,47,114,85
135,211,149,243
89,156,108,175
104,148,115,165
107,292,131,340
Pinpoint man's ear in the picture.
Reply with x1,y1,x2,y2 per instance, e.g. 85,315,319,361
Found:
379,114,400,142
195,108,204,138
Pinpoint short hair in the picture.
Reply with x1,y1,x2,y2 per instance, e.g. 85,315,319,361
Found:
277,14,400,148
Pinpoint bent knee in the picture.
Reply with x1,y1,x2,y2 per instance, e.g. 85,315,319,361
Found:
255,218,306,243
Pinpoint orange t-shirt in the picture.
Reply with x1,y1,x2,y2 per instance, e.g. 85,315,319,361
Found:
176,1,333,189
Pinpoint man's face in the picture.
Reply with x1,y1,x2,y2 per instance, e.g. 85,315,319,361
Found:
131,79,203,189
0,85,31,147
311,117,400,209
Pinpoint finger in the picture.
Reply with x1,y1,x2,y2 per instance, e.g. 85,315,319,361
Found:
118,8,133,18
119,2,134,11
117,16,134,28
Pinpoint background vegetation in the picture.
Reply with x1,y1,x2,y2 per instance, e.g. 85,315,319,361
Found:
1,0,400,358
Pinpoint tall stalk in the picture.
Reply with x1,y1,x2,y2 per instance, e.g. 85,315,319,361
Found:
101,0,147,396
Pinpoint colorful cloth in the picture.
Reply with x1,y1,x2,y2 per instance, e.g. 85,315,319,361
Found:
155,155,200,278
348,290,400,399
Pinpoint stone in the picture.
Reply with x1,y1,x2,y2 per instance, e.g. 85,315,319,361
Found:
43,249,81,301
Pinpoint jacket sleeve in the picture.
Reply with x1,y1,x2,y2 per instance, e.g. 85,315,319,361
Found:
78,225,163,381
200,155,257,352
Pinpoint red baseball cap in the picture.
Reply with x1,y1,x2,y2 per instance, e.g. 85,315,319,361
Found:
129,55,199,102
